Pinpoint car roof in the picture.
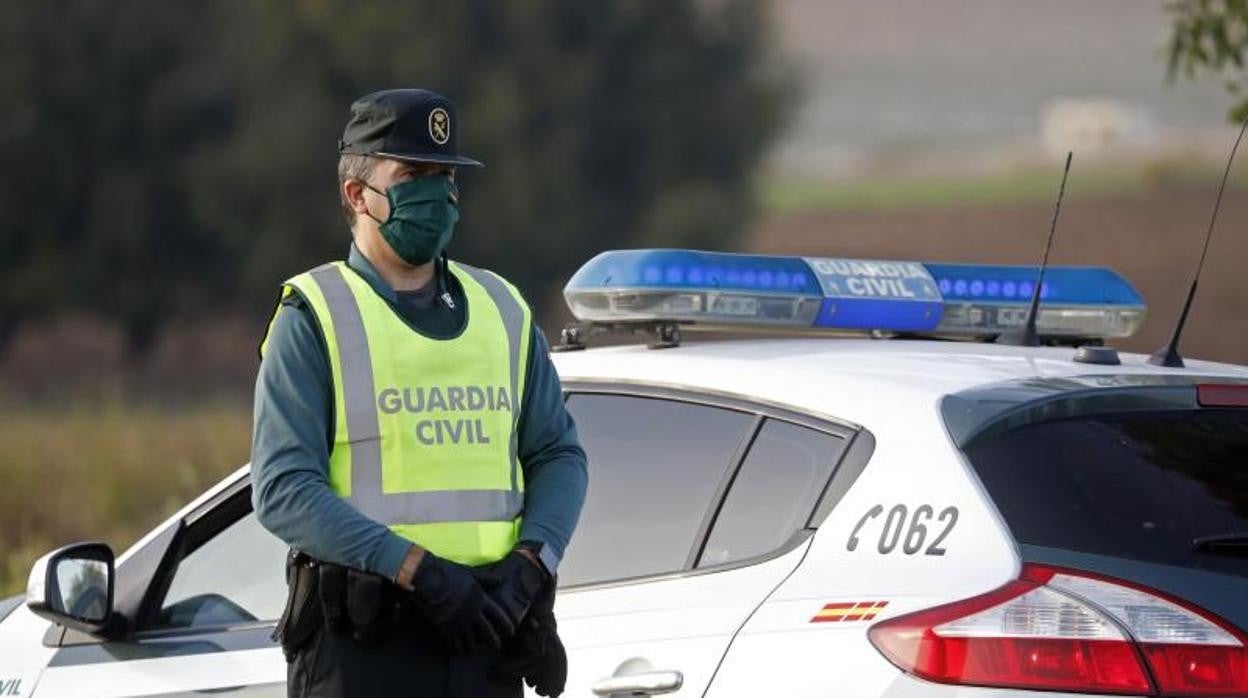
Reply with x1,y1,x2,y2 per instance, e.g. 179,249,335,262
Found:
551,338,1248,428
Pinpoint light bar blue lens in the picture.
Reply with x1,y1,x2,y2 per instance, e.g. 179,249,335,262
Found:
567,249,819,295
925,263,1144,305
564,249,1145,338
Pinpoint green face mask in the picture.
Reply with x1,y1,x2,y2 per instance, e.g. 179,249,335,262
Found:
365,173,460,265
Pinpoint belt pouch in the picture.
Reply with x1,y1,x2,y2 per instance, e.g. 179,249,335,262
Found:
318,564,349,634
346,569,385,644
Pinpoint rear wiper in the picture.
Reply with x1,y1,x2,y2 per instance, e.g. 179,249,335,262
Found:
1193,532,1248,555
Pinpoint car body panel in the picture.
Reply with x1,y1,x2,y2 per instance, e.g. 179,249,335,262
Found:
0,596,22,625
706,396,1020,697
0,605,59,697
559,537,811,696
33,642,283,698
0,607,50,662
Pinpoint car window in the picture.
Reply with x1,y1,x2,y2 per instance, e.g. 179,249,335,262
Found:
962,409,1248,577
153,511,288,629
560,394,754,586
699,419,846,567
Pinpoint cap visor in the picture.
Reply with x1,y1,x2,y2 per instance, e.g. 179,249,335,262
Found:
375,151,484,168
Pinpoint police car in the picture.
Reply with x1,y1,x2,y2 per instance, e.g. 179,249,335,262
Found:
1,249,1245,697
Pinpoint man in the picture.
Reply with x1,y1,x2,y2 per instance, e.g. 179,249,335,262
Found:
251,88,587,698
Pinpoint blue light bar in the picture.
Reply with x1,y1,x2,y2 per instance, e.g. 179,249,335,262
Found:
925,263,1143,305
564,249,1147,339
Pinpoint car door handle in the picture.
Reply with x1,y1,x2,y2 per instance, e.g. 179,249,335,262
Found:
592,670,684,696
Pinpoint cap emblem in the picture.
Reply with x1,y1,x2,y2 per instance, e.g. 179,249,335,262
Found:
429,107,451,145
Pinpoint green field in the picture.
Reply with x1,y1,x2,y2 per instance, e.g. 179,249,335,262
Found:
758,159,1248,215
0,406,252,597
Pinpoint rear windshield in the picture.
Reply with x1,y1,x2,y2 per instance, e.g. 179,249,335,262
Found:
961,409,1248,577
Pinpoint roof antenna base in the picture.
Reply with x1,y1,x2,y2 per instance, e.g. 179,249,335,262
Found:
1149,277,1198,369
1147,345,1185,369
1074,345,1121,365
997,323,1040,348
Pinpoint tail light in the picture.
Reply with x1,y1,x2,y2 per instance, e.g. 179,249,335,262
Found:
868,564,1247,695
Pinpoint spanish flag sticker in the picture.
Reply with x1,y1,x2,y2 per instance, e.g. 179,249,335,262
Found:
810,600,889,623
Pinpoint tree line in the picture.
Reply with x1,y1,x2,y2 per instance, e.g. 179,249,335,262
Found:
0,1,793,350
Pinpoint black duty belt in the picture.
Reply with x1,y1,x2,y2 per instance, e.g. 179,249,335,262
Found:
274,550,435,658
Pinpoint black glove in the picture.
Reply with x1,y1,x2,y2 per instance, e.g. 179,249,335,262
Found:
524,576,567,697
493,574,566,697
410,552,514,653
475,549,548,628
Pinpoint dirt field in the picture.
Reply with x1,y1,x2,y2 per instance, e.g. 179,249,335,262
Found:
746,185,1248,365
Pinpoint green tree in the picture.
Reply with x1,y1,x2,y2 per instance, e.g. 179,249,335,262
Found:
1167,0,1248,121
0,0,794,349
0,3,234,348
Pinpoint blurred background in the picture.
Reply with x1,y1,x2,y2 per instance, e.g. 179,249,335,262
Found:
3,0,1247,594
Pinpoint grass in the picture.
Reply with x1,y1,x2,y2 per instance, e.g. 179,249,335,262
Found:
758,159,1248,215
0,405,251,597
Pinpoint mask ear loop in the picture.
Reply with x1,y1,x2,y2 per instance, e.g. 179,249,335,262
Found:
360,182,388,227
438,251,455,310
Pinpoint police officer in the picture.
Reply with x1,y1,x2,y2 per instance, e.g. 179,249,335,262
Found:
251,88,588,697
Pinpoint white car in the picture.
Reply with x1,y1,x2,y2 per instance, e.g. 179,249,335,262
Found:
2,249,1246,698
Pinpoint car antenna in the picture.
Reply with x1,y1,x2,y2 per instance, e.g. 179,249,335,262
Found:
998,151,1073,347
1148,114,1248,368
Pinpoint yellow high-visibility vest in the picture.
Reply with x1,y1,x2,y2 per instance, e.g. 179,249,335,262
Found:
262,260,531,566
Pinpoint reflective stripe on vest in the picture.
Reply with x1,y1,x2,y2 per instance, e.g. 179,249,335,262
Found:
264,260,531,565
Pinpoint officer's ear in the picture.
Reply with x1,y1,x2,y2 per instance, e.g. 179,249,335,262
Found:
343,178,370,221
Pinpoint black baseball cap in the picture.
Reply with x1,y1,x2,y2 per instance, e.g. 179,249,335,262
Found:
338,88,483,167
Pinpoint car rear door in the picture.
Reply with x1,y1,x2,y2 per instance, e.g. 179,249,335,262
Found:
557,386,861,697
32,488,288,697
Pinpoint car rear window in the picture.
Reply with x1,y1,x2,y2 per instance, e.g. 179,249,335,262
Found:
961,409,1248,577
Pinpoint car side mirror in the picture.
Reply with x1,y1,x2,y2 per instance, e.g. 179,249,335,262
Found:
26,541,115,635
